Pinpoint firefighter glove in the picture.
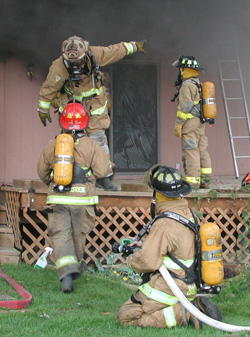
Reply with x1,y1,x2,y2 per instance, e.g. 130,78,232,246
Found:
174,122,182,138
37,109,52,127
136,40,146,53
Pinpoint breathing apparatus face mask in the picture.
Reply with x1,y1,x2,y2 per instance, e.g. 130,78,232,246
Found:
64,57,87,83
175,69,183,86
171,70,182,102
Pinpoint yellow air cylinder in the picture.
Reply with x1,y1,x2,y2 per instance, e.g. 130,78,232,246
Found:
202,81,217,119
54,134,74,186
200,222,224,285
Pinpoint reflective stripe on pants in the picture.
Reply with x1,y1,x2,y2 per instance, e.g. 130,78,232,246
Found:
163,306,177,327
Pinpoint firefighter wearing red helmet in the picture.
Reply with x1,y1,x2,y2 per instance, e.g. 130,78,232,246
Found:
37,102,110,293
59,102,89,131
37,36,146,191
172,55,212,188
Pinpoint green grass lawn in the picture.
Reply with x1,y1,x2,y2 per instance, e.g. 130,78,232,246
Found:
0,263,249,337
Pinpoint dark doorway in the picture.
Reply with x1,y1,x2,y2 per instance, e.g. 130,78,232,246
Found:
110,62,159,173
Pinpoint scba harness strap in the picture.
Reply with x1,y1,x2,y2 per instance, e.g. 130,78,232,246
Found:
62,50,103,97
139,210,202,287
184,79,215,125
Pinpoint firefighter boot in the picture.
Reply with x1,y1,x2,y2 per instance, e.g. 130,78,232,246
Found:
96,177,118,191
61,275,74,293
73,259,87,280
79,259,87,274
184,307,202,330
184,296,222,330
193,296,222,321
200,175,211,189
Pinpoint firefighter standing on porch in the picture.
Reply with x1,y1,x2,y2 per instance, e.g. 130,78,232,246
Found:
117,165,222,329
37,36,146,191
37,102,110,293
172,55,212,188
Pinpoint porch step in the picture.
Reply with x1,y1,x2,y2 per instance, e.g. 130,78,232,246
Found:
0,225,14,247
0,204,7,225
121,182,151,192
0,247,20,265
12,179,47,190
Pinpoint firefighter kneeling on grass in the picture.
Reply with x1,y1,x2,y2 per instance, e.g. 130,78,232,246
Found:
37,102,110,293
117,165,222,329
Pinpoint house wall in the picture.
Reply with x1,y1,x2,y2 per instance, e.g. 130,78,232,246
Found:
0,52,250,184
0,58,59,183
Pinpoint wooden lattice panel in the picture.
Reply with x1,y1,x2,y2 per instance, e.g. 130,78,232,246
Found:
85,206,151,264
21,208,52,264
200,207,250,264
5,191,22,250
18,204,250,266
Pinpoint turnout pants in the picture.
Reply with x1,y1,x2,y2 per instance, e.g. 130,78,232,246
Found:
117,290,185,328
88,130,113,177
181,117,212,186
47,204,95,280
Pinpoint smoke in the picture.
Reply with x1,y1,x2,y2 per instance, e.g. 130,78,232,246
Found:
0,0,249,73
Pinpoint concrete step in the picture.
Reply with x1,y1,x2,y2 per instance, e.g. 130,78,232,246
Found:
0,204,7,225
0,247,20,265
0,225,14,247
0,224,13,234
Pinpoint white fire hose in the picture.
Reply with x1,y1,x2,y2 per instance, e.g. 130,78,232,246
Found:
159,264,250,332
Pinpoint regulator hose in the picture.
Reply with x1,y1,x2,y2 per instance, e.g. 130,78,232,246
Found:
159,264,250,332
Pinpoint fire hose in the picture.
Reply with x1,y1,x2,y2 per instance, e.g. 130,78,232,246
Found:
159,264,250,332
0,268,32,309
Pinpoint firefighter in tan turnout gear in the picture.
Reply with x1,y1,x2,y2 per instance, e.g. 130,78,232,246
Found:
117,165,221,329
37,102,110,293
172,55,212,188
37,36,146,191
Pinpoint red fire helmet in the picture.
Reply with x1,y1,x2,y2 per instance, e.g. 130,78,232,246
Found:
59,103,89,131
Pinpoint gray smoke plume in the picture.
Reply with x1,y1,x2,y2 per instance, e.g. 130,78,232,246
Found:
0,0,249,74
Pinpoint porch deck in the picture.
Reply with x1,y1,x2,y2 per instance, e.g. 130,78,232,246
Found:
0,174,249,267
110,174,246,192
